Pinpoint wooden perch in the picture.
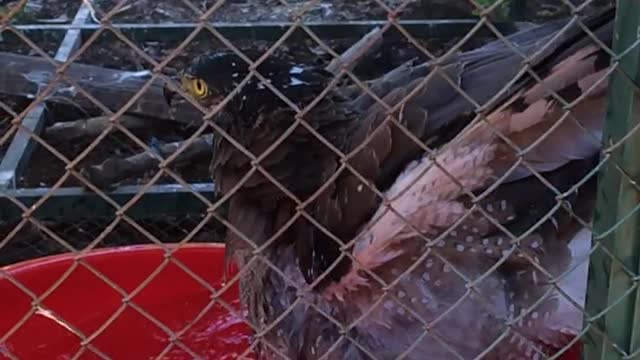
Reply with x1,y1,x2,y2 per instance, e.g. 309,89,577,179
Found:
325,27,384,75
80,134,214,188
0,51,203,125
43,115,152,141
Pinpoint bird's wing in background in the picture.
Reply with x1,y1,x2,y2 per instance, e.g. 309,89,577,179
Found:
323,10,611,354
300,5,615,290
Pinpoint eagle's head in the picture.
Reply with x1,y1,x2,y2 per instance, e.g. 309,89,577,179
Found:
164,50,333,121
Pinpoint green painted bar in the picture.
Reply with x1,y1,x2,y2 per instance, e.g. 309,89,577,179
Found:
0,6,90,190
6,19,520,42
0,183,215,222
583,2,640,359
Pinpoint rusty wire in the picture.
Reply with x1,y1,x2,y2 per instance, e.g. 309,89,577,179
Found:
0,0,637,359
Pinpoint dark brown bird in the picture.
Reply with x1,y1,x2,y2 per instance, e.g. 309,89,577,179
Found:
164,6,614,358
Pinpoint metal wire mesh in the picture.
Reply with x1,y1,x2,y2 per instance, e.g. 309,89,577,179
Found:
1,0,639,359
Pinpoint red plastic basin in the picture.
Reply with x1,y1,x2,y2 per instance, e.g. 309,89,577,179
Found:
0,244,253,360
0,244,581,359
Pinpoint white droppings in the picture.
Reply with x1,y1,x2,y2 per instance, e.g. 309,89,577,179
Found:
443,265,451,273
482,239,489,245
257,83,266,89
486,248,493,255
357,184,363,192
289,66,304,74
456,244,465,252
436,240,445,248
500,200,508,211
426,259,433,268
472,227,479,234
450,230,457,236
465,236,474,243
231,62,237,67
421,298,429,304
422,272,430,281
398,290,406,298
57,86,76,96
117,70,151,81
411,297,418,304
232,72,240,78
435,280,442,287
397,307,406,315
531,241,540,249
496,237,504,246
23,70,52,85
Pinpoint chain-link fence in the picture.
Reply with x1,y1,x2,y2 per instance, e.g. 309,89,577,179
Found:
1,0,638,359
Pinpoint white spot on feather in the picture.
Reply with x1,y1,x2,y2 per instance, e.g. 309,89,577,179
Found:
532,312,539,319
289,66,304,74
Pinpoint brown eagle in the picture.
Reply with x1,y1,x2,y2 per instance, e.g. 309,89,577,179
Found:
164,6,614,359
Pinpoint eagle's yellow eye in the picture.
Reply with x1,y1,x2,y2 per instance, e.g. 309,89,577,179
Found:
192,78,208,97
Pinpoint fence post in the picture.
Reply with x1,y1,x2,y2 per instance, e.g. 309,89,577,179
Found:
583,1,640,359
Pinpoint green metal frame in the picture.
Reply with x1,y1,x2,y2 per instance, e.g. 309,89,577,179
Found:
1,183,214,222
584,1,640,359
